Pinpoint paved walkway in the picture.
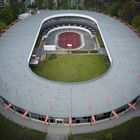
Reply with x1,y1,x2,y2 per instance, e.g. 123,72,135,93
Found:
45,134,68,140
0,100,140,139
44,124,69,140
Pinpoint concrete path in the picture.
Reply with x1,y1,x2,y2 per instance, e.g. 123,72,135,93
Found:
45,125,69,140
45,134,68,140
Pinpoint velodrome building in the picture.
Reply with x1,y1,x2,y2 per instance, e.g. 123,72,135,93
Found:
0,10,140,134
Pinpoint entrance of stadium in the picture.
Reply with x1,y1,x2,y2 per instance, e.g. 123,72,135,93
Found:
55,118,63,124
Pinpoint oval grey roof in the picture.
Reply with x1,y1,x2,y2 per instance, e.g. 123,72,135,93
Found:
0,10,140,117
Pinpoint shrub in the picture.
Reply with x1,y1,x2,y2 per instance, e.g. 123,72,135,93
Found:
109,3,121,16
90,50,98,53
0,6,14,25
48,54,57,61
131,15,140,28
0,21,6,30
71,50,88,53
118,2,136,23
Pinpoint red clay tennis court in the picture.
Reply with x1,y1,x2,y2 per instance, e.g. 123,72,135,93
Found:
58,32,81,49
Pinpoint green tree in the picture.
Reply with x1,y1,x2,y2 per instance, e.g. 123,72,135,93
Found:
84,0,95,10
118,2,136,23
131,15,140,28
0,21,6,30
36,0,45,9
0,6,14,24
131,15,140,32
10,2,26,19
84,0,107,11
47,0,54,9
109,2,121,16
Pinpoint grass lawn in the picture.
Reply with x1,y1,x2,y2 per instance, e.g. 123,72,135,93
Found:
32,54,109,82
69,117,140,140
0,113,46,140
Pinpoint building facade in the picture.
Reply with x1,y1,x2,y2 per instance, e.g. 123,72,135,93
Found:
0,0,8,7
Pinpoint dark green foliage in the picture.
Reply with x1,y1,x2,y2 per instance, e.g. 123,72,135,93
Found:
131,15,140,32
0,6,14,24
90,50,98,53
118,1,136,23
0,0,140,34
109,2,121,16
48,54,57,61
0,1,26,25
0,113,46,140
10,2,26,19
71,50,88,53
84,0,140,33
36,0,46,9
0,21,6,30
46,0,53,9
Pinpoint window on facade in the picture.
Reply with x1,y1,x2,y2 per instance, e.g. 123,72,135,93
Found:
15,106,25,114
49,117,55,123
38,115,45,121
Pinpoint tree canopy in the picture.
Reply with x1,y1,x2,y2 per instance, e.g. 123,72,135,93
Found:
0,6,14,24
118,1,136,23
0,0,140,33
